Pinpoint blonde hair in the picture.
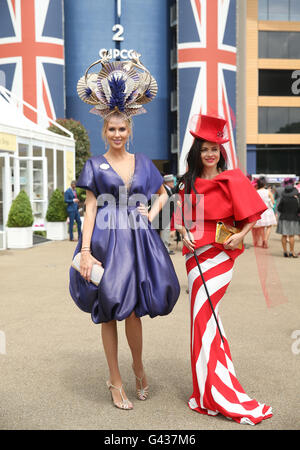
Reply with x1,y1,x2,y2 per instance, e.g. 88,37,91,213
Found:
101,111,133,144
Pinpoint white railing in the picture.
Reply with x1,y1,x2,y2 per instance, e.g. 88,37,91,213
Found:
0,85,74,140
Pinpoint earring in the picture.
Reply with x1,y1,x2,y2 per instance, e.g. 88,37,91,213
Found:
105,139,108,150
126,139,130,152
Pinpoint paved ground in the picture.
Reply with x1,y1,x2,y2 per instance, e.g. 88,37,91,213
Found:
0,229,299,430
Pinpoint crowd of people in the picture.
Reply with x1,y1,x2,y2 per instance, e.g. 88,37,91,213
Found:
250,176,300,257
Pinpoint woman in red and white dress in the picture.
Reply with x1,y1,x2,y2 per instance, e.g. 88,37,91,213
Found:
175,114,273,425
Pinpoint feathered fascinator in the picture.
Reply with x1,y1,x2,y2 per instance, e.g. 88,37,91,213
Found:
77,50,158,119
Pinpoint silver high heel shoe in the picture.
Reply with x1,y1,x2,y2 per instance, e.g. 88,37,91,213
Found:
132,365,149,401
106,381,133,410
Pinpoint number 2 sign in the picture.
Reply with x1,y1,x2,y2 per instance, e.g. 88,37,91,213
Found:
112,24,124,41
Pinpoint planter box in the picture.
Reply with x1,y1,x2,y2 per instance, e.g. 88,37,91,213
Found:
6,227,33,249
46,221,68,240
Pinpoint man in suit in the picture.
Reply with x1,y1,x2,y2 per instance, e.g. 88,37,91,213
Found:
64,180,82,241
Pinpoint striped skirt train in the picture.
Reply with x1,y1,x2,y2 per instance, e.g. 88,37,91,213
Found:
186,245,272,425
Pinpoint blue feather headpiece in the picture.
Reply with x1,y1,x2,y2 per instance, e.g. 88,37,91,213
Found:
108,75,126,112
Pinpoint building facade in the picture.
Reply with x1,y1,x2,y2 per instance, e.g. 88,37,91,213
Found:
0,0,65,126
64,0,171,169
3,0,298,182
0,0,74,250
64,0,239,176
176,0,238,174
0,0,241,177
246,0,300,175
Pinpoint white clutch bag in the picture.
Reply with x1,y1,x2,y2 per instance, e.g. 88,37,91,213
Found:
71,252,104,286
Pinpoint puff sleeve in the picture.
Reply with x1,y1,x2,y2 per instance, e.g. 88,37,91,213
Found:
146,157,164,198
76,159,99,198
224,169,267,222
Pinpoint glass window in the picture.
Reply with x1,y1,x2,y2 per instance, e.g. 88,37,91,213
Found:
259,107,300,133
290,0,300,20
259,32,300,59
33,160,43,201
259,0,300,21
18,143,28,157
268,32,289,58
268,0,289,21
258,31,268,57
46,148,54,199
288,32,300,59
259,69,300,96
289,108,300,131
33,146,42,157
259,108,268,133
17,145,30,196
257,148,300,175
258,0,268,20
56,149,64,192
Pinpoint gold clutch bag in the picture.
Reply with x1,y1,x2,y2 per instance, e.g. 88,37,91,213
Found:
215,221,243,250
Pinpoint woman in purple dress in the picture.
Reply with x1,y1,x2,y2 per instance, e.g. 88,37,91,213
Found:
69,52,180,410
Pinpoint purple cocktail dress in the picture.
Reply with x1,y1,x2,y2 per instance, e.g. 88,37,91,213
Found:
69,152,180,324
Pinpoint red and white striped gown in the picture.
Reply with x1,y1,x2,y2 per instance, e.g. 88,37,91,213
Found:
186,244,272,425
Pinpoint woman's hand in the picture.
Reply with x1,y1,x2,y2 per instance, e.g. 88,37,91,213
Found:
80,251,102,283
137,204,150,221
182,230,196,253
223,232,244,250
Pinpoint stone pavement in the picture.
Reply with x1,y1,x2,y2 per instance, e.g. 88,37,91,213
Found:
0,229,299,430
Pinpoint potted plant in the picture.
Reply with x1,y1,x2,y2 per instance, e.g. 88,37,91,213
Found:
6,190,34,249
46,189,68,240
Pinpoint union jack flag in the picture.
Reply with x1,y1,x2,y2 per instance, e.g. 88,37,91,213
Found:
0,0,65,125
178,0,238,173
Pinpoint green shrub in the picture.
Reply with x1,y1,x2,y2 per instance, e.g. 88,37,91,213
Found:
76,187,86,203
33,231,47,237
46,189,67,222
48,118,91,179
6,190,34,228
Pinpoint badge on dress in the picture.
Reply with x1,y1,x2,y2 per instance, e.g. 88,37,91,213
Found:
99,163,110,170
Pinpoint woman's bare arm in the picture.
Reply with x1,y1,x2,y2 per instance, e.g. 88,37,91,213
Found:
137,184,169,223
81,190,97,249
148,184,169,223
80,190,102,282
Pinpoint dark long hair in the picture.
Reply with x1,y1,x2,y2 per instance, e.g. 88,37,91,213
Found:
177,138,227,194
256,176,266,189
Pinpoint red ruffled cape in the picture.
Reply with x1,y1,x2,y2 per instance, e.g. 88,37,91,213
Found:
175,169,267,260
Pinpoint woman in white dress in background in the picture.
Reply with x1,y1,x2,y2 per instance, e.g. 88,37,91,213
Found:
252,177,277,248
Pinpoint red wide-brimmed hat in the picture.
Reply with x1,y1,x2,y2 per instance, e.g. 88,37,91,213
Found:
189,114,230,144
